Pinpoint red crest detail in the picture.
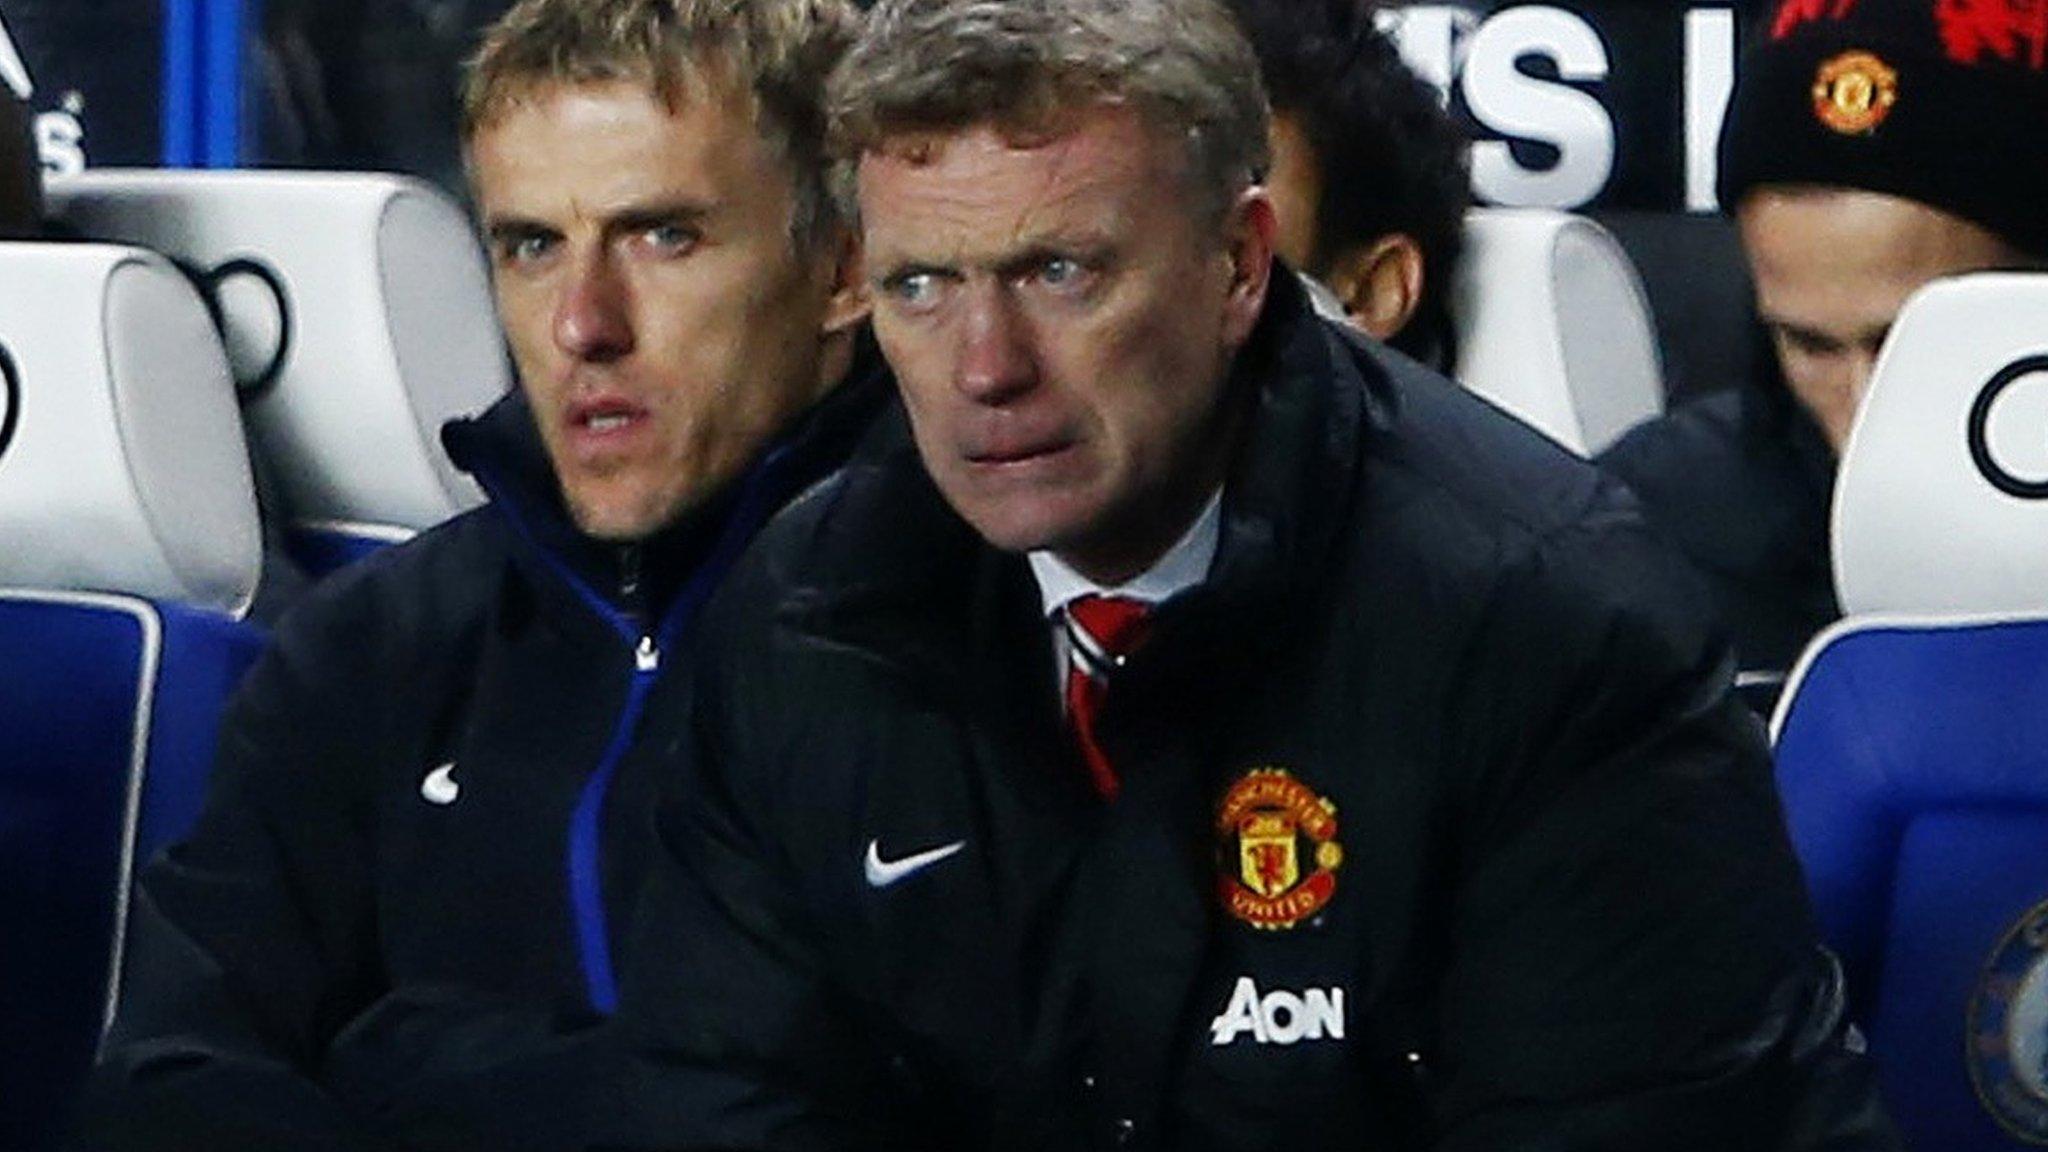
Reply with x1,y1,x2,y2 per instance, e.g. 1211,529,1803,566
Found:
1934,0,2048,69
1214,768,1344,931
1773,0,1861,40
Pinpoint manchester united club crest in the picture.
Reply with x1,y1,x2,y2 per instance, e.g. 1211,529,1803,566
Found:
1811,50,1899,135
1215,768,1342,931
1968,898,2048,1143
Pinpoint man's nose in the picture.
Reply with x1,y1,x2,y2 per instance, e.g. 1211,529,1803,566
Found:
955,284,1038,404
553,254,634,363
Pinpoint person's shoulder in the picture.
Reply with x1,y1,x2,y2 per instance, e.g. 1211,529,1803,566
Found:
262,506,509,674
215,508,514,783
1596,386,1830,581
1598,389,1749,501
715,407,971,624
1431,452,1730,734
1337,346,1720,649
1355,342,1630,559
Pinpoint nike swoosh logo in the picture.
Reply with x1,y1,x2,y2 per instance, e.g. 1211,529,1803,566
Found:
420,762,460,806
863,838,966,888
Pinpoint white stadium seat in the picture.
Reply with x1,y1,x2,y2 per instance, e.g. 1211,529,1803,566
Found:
0,241,268,1143
44,169,510,570
1832,272,2048,617
1449,207,1664,457
0,242,259,613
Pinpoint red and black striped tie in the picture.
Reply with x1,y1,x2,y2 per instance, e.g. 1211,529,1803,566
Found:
1062,594,1152,802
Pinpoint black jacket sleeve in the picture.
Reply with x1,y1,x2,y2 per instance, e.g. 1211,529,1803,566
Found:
70,598,395,1152
1429,499,1898,1151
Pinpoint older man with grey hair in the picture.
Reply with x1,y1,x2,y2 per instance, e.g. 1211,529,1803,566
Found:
603,0,1899,1147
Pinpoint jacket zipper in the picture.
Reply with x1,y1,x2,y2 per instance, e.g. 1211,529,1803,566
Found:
620,544,660,672
565,453,795,1013
567,546,665,1013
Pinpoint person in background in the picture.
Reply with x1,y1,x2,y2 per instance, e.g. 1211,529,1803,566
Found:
598,0,1898,1146
72,0,881,1146
1227,0,1469,367
1600,0,2048,698
251,0,516,194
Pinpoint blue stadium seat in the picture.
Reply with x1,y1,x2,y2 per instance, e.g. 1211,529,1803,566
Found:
45,169,509,574
1777,617,2048,1147
1772,272,2048,1150
0,242,267,1149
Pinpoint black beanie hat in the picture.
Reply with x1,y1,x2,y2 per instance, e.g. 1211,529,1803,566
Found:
1718,0,2048,258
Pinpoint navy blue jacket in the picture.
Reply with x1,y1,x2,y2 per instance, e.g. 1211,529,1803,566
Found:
73,354,889,1152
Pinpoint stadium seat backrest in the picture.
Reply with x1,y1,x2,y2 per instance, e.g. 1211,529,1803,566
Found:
1775,615,2048,1150
1772,272,2048,1151
1833,273,2048,617
44,169,508,572
1449,208,1664,456
0,242,267,1150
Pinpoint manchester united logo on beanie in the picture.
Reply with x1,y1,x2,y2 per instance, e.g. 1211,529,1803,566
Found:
1812,49,1899,133
1718,0,2048,257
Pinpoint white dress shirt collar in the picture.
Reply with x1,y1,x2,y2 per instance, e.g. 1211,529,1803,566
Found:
1026,490,1223,620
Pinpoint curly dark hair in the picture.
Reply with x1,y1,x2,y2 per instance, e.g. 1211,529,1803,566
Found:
1227,0,1469,353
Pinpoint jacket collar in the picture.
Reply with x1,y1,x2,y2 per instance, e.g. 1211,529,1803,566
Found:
442,334,893,629
1200,267,1372,611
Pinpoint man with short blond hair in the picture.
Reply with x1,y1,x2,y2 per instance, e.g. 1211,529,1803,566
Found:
75,0,883,1146
604,0,1898,1147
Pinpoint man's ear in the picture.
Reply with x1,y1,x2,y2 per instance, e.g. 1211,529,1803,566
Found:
1324,233,1425,343
1221,187,1278,349
819,226,870,338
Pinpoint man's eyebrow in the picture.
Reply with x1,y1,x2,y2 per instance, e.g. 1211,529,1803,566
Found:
483,215,556,241
869,257,953,285
605,199,715,233
868,236,1115,283
1765,316,1855,350
1803,320,1896,351
482,199,717,239
991,241,1112,279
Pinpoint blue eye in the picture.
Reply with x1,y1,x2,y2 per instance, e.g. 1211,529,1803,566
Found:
500,233,556,266
1032,255,1098,298
643,224,699,254
885,270,946,311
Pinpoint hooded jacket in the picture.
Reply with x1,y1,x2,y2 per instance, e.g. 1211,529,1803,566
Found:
602,276,1898,1152
73,353,889,1152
